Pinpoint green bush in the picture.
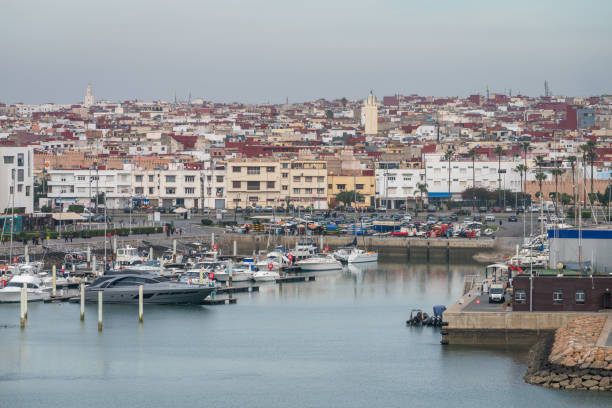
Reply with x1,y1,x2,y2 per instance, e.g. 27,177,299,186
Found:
201,218,213,226
10,226,162,241
68,204,85,213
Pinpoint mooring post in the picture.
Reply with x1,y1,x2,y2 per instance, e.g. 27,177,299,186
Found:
98,291,103,331
87,246,91,269
199,267,204,284
24,244,29,264
52,265,57,297
92,255,97,276
172,239,177,262
211,232,215,249
80,283,85,321
138,285,143,323
23,282,28,320
149,247,153,260
113,235,117,258
233,240,237,261
20,284,25,328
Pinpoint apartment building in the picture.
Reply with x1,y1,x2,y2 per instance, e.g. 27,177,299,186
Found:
280,159,328,210
202,161,226,209
225,158,281,209
327,171,376,209
133,163,202,209
375,167,426,209
47,166,131,210
423,153,522,200
0,146,34,213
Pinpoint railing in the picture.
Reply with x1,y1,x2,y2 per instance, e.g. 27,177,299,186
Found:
462,274,483,295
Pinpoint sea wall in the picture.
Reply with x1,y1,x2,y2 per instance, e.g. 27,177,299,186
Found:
524,316,612,391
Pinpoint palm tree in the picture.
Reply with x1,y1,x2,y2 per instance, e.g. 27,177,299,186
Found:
443,147,454,208
515,164,528,209
495,146,504,205
521,142,530,170
586,150,597,203
416,183,428,214
467,148,477,212
535,172,548,213
567,156,577,206
550,168,565,216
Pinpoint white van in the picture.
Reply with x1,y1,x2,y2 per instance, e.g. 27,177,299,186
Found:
488,284,505,303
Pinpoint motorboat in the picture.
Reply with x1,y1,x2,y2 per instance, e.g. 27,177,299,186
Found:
296,255,342,271
116,246,145,266
255,251,291,271
0,274,50,303
332,248,351,263
213,265,254,282
293,237,319,259
179,271,216,287
347,248,378,264
252,270,280,282
108,260,162,276
85,274,214,304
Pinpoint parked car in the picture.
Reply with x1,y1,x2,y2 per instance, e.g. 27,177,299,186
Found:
264,206,274,213
508,215,518,222
492,207,502,213
505,207,513,213
485,214,495,222
479,206,487,213
473,215,483,222
427,205,437,212
255,206,263,213
234,206,243,213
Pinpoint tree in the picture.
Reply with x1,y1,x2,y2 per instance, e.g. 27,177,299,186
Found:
515,164,528,209
495,146,504,205
550,168,565,216
325,109,334,119
580,141,596,205
416,183,428,214
535,172,547,211
340,97,348,107
335,190,363,207
443,146,454,207
566,155,577,208
468,148,477,212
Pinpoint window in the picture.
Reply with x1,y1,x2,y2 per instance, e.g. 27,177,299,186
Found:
293,188,301,194
317,188,324,194
282,185,288,191
356,184,364,190
247,167,260,175
216,176,223,183
185,187,195,195
293,176,301,182
77,176,86,181
337,184,346,190
266,166,275,173
149,187,154,194
317,176,324,182
165,175,176,183
282,172,289,178
304,188,312,194
17,184,23,192
266,181,275,188
17,153,24,166
148,175,154,182
135,175,143,182
135,187,144,194
3,156,13,164
17,169,24,182
232,181,241,188
328,184,332,189
388,177,395,182
165,188,175,194
575,290,585,304
232,166,241,173
185,175,195,183
282,163,288,168
247,181,260,191
553,289,563,304
515,289,526,304
25,186,30,196
305,176,312,182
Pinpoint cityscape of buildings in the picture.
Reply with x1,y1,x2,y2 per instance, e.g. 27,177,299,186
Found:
1,86,612,214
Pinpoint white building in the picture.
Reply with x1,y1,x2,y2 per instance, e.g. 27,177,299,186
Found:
202,161,226,210
423,153,522,201
47,166,132,210
361,92,378,135
375,167,425,209
132,163,204,209
0,146,34,213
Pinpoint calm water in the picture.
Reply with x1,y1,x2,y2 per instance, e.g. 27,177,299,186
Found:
1,252,611,407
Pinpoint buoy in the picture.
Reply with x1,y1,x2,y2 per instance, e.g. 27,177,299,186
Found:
268,263,274,270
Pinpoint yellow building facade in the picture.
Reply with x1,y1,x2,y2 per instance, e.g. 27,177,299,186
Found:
327,172,376,209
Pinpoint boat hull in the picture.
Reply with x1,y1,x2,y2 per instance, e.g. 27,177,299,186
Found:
348,252,378,263
0,289,48,303
85,287,213,304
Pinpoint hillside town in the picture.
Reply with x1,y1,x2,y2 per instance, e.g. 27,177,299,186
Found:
2,86,611,217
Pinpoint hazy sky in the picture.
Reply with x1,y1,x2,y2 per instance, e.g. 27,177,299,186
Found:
2,0,611,104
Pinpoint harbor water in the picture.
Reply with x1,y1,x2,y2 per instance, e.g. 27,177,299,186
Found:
1,251,611,407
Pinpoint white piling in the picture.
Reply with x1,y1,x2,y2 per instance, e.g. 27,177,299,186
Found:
20,284,25,328
211,233,215,249
80,283,85,321
149,247,153,260
233,240,237,258
87,247,91,269
199,267,204,284
25,245,29,264
172,239,177,262
113,235,117,257
138,285,143,323
72,263,76,273
52,265,57,296
97,291,103,331
320,235,323,251
23,282,28,320
92,255,97,276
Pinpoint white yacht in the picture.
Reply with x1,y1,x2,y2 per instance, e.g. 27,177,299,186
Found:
293,237,319,259
296,255,342,271
252,270,280,282
116,246,145,266
0,274,50,303
347,248,378,264
213,261,254,282
255,251,291,271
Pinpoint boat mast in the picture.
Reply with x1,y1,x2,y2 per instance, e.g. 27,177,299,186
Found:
9,169,15,264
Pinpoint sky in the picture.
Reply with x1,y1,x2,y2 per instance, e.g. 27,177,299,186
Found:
1,0,611,104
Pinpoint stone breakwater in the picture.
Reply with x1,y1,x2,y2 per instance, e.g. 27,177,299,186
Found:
524,316,612,392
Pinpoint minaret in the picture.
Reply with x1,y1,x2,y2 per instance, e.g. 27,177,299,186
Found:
84,85,94,107
362,91,378,135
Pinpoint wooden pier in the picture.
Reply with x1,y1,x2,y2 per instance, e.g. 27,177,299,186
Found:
203,297,238,305
216,285,259,294
276,276,316,283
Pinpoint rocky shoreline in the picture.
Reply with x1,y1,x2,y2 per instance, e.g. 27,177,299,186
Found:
524,316,612,392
